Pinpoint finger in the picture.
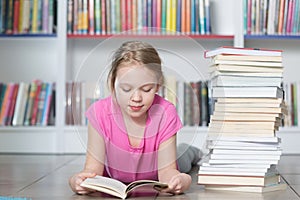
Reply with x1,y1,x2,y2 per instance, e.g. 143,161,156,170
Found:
78,172,97,179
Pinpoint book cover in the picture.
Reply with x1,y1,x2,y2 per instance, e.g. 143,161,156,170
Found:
204,46,282,58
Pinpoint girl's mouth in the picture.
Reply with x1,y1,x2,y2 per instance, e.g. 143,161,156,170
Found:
130,105,143,111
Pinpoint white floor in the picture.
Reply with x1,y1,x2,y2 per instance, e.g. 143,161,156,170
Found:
1,154,300,199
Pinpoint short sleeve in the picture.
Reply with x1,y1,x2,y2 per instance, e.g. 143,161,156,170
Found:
156,103,183,143
149,100,182,143
85,101,105,136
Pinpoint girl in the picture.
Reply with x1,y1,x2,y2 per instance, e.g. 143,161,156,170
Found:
69,41,201,196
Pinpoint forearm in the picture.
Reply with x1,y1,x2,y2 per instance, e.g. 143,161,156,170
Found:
158,167,180,183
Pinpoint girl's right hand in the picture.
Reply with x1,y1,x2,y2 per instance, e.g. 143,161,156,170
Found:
69,172,96,195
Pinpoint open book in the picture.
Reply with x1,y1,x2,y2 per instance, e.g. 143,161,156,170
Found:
80,175,168,199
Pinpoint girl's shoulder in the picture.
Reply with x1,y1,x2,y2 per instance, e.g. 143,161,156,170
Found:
88,96,113,114
153,94,175,108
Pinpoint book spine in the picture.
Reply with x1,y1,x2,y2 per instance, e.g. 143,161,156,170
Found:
176,0,181,34
170,0,176,34
101,0,106,34
157,0,161,33
67,0,73,34
41,82,53,125
42,0,49,33
204,0,210,34
94,0,101,35
181,0,186,34
5,84,19,126
88,0,95,35
30,80,42,125
13,0,20,34
161,0,167,34
0,83,14,125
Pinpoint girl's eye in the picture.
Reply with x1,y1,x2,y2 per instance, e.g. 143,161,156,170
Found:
122,88,131,92
142,88,152,92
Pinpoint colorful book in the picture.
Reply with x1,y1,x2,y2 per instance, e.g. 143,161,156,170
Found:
12,82,30,126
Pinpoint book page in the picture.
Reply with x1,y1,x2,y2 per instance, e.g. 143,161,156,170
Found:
81,176,127,198
125,180,168,194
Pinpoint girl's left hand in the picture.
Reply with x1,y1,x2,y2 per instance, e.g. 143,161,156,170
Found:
160,173,192,195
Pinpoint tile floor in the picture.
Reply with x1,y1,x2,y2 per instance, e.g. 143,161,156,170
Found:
0,154,300,200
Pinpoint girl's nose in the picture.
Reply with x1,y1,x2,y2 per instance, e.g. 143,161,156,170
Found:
131,89,142,102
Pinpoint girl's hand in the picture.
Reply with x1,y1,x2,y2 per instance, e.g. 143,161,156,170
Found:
69,172,97,195
160,173,192,195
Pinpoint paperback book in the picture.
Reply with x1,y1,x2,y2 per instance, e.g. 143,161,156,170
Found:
80,176,168,199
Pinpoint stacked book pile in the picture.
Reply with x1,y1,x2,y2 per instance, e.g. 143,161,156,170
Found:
197,46,288,193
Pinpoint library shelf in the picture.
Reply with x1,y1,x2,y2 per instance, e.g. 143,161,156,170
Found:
67,34,234,40
244,34,300,40
0,34,57,38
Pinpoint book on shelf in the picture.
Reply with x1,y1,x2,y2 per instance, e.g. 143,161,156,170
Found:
205,183,287,193
211,86,284,98
204,46,282,58
244,0,299,35
0,83,15,125
5,83,19,126
12,82,30,126
0,81,56,127
30,80,43,125
67,0,211,35
80,175,168,199
2,0,56,34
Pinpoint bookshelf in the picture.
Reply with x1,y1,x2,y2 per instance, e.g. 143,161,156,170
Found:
1,0,300,154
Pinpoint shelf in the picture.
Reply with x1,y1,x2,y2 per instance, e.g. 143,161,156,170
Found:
67,34,234,40
0,34,57,38
0,126,56,132
244,34,300,40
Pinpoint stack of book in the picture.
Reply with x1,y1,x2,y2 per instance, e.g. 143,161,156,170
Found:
197,46,288,193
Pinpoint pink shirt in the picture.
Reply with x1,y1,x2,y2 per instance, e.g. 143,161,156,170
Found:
86,94,183,183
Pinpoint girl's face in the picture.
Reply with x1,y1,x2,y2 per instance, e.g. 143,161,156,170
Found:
114,64,160,121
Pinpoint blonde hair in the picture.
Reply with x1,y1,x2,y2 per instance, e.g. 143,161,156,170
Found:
108,41,164,92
